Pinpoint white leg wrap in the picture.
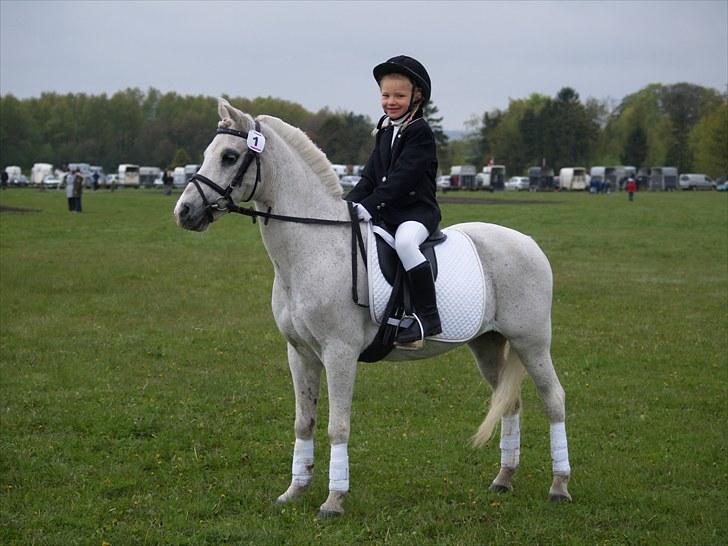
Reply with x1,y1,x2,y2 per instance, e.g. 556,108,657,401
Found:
550,422,571,475
329,443,349,492
499,414,521,468
291,438,314,486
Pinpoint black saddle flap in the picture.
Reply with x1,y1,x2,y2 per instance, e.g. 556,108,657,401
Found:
376,229,446,286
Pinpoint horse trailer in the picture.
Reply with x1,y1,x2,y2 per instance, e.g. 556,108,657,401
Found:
450,165,477,190
649,167,678,191
118,164,140,187
31,163,54,185
140,166,162,188
528,166,555,191
173,167,187,187
477,165,506,191
184,164,200,184
331,164,348,179
559,167,588,191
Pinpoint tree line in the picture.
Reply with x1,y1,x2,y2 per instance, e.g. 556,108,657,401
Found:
452,83,726,178
1,83,725,178
0,88,375,174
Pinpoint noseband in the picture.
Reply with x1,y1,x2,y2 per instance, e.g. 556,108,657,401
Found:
188,122,263,223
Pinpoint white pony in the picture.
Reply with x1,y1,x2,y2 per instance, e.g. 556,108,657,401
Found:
174,99,571,517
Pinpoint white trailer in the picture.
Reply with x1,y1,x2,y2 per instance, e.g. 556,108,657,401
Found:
173,167,187,187
649,167,678,191
183,164,200,184
559,167,588,191
331,164,349,178
118,164,140,187
140,166,162,188
31,163,54,185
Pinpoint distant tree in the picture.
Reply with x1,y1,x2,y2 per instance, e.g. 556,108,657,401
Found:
689,101,728,178
621,125,649,169
423,101,449,152
307,110,373,165
170,148,191,168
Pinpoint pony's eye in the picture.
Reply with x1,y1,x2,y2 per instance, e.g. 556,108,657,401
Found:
222,152,239,166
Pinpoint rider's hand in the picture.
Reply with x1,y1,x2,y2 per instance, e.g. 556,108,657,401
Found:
354,203,372,222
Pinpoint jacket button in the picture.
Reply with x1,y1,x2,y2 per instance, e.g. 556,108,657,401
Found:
380,202,386,207
409,191,415,196
381,176,387,182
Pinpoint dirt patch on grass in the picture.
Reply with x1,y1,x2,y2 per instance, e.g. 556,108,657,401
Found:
0,205,42,213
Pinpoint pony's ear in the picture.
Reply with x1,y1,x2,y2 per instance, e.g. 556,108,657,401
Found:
217,97,254,131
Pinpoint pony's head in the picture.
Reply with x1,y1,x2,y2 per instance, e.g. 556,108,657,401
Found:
174,98,261,231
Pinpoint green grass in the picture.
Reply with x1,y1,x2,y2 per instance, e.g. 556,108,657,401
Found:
1,188,727,545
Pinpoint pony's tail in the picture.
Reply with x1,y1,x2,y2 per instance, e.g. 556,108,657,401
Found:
472,342,526,447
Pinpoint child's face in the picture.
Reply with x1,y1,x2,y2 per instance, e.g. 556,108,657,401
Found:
380,74,420,119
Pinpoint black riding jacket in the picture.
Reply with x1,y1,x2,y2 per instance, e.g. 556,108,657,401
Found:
345,114,441,234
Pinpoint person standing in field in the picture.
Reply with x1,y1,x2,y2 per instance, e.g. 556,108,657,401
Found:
626,176,637,201
163,168,173,195
73,170,84,212
65,170,77,211
345,55,442,347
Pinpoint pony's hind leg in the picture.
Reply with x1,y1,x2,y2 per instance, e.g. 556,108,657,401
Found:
508,337,572,502
468,332,522,493
276,343,323,505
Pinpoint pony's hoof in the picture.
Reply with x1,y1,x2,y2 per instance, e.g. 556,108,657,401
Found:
489,483,512,494
316,509,343,519
275,483,309,504
548,474,571,502
548,492,572,503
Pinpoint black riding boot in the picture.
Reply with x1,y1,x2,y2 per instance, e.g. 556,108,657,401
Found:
395,261,442,347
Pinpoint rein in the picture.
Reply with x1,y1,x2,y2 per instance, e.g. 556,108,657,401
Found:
186,121,369,308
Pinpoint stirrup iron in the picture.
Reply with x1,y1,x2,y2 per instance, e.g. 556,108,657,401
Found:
394,313,425,350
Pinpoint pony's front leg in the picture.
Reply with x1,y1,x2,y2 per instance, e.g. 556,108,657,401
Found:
318,346,358,518
276,343,323,504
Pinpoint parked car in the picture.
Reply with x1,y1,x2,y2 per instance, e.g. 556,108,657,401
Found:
340,175,361,191
436,175,451,191
41,175,61,189
716,181,728,192
505,176,530,191
10,174,28,186
678,173,715,190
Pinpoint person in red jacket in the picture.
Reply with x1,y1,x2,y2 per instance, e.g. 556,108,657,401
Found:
626,176,637,201
346,55,442,347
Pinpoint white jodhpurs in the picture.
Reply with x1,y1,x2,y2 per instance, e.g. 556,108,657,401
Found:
395,221,429,271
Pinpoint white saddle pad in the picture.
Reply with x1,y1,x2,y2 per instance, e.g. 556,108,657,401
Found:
367,225,486,343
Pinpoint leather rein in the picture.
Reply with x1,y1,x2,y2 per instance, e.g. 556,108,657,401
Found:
186,123,368,308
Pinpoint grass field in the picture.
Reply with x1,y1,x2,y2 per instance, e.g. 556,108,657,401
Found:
1,188,726,545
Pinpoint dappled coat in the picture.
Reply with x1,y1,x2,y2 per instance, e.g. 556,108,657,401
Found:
345,114,441,234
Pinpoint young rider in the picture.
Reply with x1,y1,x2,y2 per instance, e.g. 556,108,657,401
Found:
346,55,442,346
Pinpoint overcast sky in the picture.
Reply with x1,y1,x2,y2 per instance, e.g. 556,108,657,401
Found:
1,0,726,131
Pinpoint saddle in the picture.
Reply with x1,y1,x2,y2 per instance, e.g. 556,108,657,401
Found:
373,227,446,286
359,226,447,362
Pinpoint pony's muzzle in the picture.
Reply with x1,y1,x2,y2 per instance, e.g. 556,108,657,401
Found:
175,200,208,231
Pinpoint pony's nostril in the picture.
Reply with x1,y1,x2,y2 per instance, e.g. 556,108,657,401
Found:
179,203,190,219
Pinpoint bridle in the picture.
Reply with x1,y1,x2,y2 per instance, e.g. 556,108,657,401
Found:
188,123,263,223
183,120,369,308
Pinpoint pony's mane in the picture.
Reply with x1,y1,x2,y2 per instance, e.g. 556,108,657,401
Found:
257,115,343,197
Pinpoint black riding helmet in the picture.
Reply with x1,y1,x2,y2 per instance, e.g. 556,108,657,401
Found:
373,55,431,104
